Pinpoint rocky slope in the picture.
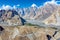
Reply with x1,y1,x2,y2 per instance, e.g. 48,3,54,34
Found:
0,9,26,26
0,25,60,40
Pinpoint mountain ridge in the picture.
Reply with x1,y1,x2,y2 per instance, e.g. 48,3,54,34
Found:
0,2,60,25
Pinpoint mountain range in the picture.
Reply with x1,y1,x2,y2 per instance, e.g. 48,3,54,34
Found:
0,2,60,26
15,3,60,25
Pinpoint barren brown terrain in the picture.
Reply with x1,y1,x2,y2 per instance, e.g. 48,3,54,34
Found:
0,25,60,40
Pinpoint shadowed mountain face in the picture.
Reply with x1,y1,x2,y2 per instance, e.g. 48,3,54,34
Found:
7,10,19,17
0,9,26,26
0,26,4,31
0,10,5,17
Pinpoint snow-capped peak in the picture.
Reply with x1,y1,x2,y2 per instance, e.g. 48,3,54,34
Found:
31,3,38,7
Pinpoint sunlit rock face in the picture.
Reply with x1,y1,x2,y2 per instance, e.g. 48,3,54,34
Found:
0,26,60,40
0,9,26,26
43,13,57,24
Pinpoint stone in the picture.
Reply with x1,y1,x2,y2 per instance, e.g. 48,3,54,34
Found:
0,26,4,31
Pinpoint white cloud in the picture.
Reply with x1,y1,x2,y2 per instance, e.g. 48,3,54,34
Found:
13,5,16,9
0,4,20,10
38,0,59,9
0,0,60,10
31,3,38,7
16,4,20,6
44,0,57,5
12,4,20,9
31,0,59,8
1,5,12,10
51,0,56,3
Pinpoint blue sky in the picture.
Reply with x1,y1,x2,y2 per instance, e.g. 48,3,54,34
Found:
0,0,60,8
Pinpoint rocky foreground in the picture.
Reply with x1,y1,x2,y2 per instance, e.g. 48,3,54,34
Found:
0,25,60,40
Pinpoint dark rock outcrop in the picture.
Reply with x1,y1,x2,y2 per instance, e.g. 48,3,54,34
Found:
0,9,26,26
0,26,4,31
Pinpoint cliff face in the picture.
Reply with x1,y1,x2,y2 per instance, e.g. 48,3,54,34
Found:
0,26,60,40
0,10,26,26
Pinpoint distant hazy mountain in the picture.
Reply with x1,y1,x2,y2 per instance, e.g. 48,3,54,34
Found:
16,3,57,20
16,3,60,25
0,2,60,25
